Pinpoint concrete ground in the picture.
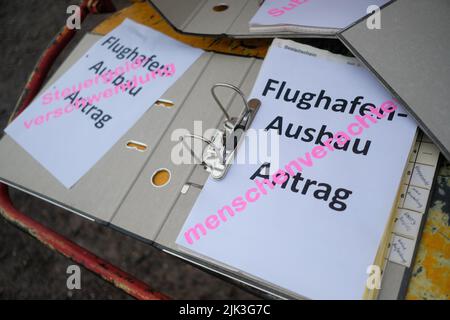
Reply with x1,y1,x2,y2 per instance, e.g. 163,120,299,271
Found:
0,0,257,299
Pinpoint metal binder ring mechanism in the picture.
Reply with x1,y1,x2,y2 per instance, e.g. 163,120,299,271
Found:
182,83,261,180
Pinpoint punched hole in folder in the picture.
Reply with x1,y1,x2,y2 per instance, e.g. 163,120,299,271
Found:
126,140,148,152
213,4,229,12
151,169,171,187
155,99,175,108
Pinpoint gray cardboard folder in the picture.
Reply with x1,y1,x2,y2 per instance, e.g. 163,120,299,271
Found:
338,0,450,161
0,33,288,298
0,33,417,300
148,0,269,38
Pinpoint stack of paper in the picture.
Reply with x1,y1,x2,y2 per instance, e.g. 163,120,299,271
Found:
249,0,390,36
176,39,417,299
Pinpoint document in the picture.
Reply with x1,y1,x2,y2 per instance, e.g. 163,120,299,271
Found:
5,19,203,188
249,0,389,31
176,39,417,299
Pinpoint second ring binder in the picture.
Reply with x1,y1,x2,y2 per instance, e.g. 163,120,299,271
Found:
183,83,261,180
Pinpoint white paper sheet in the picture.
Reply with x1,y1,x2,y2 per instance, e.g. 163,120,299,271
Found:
5,19,203,188
176,39,417,299
250,0,390,30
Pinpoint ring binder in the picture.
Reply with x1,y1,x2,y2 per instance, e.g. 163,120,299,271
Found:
183,83,261,180
0,30,442,301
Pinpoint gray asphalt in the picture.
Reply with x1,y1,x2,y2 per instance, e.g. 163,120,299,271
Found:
0,0,256,299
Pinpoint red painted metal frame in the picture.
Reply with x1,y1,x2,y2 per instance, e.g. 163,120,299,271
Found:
1,0,170,300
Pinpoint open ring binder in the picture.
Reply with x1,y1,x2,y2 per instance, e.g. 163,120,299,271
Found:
0,32,440,300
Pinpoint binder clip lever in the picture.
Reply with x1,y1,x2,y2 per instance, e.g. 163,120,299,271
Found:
184,83,261,180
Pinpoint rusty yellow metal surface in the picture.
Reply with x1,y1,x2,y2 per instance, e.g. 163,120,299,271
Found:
406,163,450,300
93,1,450,300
